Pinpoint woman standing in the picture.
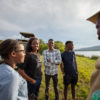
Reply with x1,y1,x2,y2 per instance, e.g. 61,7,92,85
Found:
18,37,42,100
0,39,28,100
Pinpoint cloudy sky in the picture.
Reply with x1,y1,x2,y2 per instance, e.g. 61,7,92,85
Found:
0,0,100,49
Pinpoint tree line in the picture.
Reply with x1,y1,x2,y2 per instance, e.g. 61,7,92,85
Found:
0,39,65,54
39,39,65,54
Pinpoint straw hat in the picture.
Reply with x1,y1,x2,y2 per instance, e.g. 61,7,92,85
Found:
87,11,100,24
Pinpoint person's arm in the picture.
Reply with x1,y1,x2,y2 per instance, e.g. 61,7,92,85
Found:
42,50,51,66
51,50,62,65
74,52,78,72
75,58,78,72
18,69,36,84
18,53,36,84
60,62,64,75
0,70,21,100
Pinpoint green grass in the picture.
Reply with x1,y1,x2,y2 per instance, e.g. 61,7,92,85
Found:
38,56,96,100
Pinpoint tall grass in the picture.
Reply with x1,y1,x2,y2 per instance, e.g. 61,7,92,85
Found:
38,56,96,100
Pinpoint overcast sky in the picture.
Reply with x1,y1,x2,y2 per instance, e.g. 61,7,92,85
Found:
0,0,100,49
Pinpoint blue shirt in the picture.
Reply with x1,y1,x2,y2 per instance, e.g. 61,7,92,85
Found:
61,51,77,75
0,64,28,100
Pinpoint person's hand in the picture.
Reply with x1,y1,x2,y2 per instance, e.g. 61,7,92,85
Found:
63,72,65,76
76,71,78,74
47,59,51,62
30,79,36,84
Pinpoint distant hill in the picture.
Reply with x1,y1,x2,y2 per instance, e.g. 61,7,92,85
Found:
75,45,100,51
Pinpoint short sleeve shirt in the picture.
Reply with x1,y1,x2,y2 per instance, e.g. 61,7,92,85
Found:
61,51,77,75
19,53,42,79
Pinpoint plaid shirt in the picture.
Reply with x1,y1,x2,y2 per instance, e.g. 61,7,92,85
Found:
42,49,62,75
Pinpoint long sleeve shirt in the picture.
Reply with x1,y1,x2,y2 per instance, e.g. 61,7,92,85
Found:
42,49,62,75
0,64,28,100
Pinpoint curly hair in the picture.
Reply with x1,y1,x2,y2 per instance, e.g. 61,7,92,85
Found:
26,37,39,52
0,39,22,60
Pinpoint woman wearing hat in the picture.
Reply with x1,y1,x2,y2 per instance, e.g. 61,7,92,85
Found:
87,11,100,100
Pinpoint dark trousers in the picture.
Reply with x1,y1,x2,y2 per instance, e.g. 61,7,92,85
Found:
45,74,59,100
28,77,42,100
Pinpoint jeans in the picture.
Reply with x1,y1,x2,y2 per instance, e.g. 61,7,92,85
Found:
27,77,42,100
45,74,59,100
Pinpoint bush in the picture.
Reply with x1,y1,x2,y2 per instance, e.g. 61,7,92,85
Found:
91,55,99,60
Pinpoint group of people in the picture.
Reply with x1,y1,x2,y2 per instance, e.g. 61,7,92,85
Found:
43,39,78,100
0,37,78,100
0,10,100,100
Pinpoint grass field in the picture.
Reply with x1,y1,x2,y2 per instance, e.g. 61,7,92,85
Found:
38,56,96,100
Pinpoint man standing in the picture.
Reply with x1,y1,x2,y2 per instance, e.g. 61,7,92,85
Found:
42,39,62,100
87,11,100,100
60,41,78,100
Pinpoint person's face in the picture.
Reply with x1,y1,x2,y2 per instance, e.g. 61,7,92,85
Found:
48,40,54,49
66,43,74,51
96,18,100,40
31,39,40,51
15,44,25,63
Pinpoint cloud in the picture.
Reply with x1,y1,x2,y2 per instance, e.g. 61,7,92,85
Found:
0,0,100,48
0,18,22,31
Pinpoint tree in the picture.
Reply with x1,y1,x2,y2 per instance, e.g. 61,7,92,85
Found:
39,39,48,54
54,41,65,53
38,39,65,54
0,40,2,44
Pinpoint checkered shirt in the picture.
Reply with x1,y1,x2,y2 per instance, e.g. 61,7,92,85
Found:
42,49,62,75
